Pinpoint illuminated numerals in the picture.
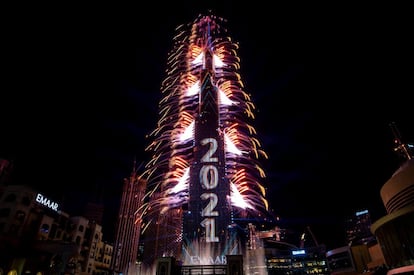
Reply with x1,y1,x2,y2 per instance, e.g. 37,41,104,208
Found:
200,193,218,216
200,218,219,242
200,138,218,162
199,165,218,189
199,137,219,242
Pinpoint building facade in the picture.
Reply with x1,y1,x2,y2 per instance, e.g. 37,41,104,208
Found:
345,209,376,246
371,158,414,274
111,161,146,275
0,184,113,275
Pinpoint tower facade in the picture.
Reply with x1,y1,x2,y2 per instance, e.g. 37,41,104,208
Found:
141,13,271,268
345,209,375,245
111,162,147,274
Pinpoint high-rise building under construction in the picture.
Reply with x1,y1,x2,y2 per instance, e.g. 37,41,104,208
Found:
140,13,273,269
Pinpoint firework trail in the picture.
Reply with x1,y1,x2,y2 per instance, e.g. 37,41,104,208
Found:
140,12,271,266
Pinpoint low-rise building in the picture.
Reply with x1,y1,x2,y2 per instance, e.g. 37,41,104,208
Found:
0,184,113,275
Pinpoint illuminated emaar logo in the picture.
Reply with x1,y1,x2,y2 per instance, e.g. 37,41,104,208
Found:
355,209,368,216
35,193,59,211
292,249,305,256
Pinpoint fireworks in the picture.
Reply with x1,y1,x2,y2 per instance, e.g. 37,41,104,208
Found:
140,13,271,265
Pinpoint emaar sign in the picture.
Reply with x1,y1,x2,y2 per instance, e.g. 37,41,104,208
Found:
35,193,59,211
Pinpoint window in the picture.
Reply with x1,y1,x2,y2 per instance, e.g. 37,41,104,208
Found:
40,224,50,234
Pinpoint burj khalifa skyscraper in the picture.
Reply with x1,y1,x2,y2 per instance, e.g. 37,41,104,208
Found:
140,12,272,268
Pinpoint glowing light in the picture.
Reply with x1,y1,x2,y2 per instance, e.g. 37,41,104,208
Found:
143,13,270,214
170,167,190,194
191,52,225,69
186,81,200,97
192,52,203,66
141,13,271,265
179,120,195,141
213,54,225,68
219,89,237,106
230,182,254,210
224,133,243,155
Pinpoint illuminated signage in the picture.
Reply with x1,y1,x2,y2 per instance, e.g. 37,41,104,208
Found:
200,137,219,242
292,249,305,255
190,255,226,265
36,193,59,211
355,209,368,216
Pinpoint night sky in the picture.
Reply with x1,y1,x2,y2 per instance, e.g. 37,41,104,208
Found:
1,2,413,250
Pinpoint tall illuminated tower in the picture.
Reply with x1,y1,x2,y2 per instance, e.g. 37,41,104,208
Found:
141,13,271,268
111,160,146,274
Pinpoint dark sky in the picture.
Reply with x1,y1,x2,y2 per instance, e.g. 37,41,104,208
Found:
1,2,413,250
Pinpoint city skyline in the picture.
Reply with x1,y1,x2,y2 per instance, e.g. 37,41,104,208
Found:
1,2,413,251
